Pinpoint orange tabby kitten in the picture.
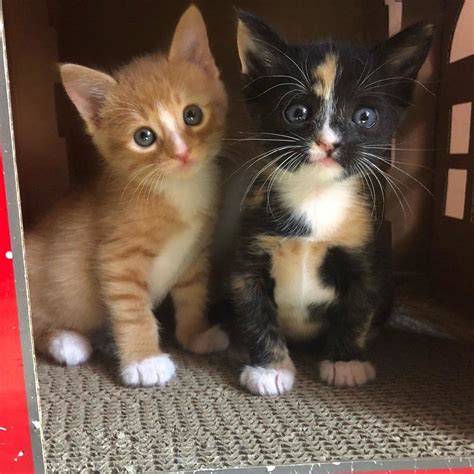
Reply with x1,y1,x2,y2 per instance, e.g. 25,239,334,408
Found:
26,6,229,386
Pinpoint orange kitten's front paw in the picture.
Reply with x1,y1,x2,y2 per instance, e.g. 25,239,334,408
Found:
48,331,92,366
319,360,376,387
121,354,176,387
184,326,229,354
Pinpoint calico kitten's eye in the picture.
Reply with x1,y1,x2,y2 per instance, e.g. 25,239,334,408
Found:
134,127,156,147
352,107,377,128
284,104,310,124
183,105,203,126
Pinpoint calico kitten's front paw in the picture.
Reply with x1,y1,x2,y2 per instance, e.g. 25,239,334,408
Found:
240,365,295,396
121,354,176,387
48,330,92,366
184,326,230,354
319,360,376,387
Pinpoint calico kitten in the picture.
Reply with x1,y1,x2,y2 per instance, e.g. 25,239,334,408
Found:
229,12,433,395
27,6,229,386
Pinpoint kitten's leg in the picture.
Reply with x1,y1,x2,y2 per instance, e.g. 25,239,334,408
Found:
319,252,377,387
231,268,295,397
100,254,175,387
171,253,229,354
319,307,376,387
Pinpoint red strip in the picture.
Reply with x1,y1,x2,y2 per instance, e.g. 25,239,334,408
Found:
0,150,34,473
344,469,473,474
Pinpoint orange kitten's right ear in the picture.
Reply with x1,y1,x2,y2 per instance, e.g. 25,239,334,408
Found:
168,5,219,78
59,64,117,130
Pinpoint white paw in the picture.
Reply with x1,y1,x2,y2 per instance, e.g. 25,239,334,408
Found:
240,365,295,396
48,331,92,366
121,354,176,387
187,326,229,354
320,360,376,387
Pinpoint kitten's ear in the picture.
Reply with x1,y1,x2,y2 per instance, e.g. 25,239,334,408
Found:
373,22,434,78
60,64,116,130
237,11,286,75
168,5,219,78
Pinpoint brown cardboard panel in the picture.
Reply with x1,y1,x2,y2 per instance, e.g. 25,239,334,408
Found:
386,0,444,274
3,0,69,226
432,0,474,308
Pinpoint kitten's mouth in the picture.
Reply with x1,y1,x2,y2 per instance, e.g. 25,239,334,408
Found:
309,154,338,167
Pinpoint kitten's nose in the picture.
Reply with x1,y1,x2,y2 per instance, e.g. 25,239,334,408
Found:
175,150,190,164
316,138,340,155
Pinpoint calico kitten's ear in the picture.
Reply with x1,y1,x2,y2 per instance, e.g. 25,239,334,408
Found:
237,11,287,75
168,5,219,78
60,64,116,130
373,22,434,79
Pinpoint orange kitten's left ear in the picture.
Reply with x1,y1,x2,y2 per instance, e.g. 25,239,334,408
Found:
168,5,219,78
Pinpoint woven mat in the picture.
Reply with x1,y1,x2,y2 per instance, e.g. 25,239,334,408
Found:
37,328,474,472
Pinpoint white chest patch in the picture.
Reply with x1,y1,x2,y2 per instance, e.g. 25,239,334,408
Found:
271,240,336,340
147,222,202,303
147,164,217,303
277,170,358,241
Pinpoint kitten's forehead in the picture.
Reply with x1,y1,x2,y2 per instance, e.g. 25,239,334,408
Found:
312,53,338,100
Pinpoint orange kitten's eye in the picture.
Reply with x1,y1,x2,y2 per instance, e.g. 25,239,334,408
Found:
183,105,203,126
134,127,157,147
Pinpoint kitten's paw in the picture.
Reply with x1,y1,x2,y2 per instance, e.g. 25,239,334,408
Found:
121,354,176,387
320,360,376,387
48,331,92,366
186,326,230,354
240,365,295,396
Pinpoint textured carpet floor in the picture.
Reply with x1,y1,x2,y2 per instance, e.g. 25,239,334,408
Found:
37,328,474,472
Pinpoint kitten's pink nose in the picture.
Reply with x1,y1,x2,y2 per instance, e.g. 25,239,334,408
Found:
175,151,190,165
316,139,336,154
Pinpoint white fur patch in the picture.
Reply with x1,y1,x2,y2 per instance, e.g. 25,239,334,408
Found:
187,326,229,354
158,106,187,156
121,354,176,387
277,173,359,241
147,225,201,303
240,365,295,396
319,360,376,387
147,164,218,303
48,331,92,366
320,118,340,145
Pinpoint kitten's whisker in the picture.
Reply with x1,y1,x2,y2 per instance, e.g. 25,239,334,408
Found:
247,82,305,100
225,145,301,183
353,161,377,219
252,38,312,87
223,137,299,143
359,151,433,196
240,158,281,211
272,89,304,113
120,163,157,203
244,74,307,90
359,156,411,220
263,152,298,217
363,76,436,96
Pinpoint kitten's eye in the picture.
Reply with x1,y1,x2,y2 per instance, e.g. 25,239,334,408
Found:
183,104,203,126
284,104,310,124
134,127,156,147
352,107,377,128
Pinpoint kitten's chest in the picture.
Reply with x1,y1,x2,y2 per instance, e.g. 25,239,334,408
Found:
147,221,203,302
147,166,217,302
271,240,336,340
276,175,360,241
